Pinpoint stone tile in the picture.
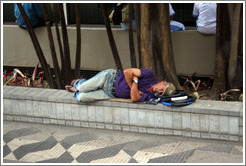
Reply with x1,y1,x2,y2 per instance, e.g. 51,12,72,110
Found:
200,133,210,139
120,108,129,125
163,111,172,129
40,102,51,118
139,127,147,133
210,134,220,140
50,103,57,119
113,107,121,125
33,101,42,117
229,117,239,135
3,99,13,114
129,108,138,126
95,106,104,123
220,135,229,141
191,132,200,138
200,114,209,132
147,128,156,134
79,105,88,121
122,126,130,132
130,126,138,133
105,124,113,130
89,122,97,128
164,129,173,135
97,123,105,129
71,104,80,121
104,107,113,123
219,116,229,134
81,122,89,128
229,136,239,142
173,130,183,136
88,105,96,122
26,100,34,117
11,99,19,115
56,103,65,119
138,110,146,126
183,131,192,137
182,112,191,130
210,115,220,133
113,125,121,131
154,111,164,128
146,110,155,128
173,112,182,130
64,104,73,120
191,114,200,132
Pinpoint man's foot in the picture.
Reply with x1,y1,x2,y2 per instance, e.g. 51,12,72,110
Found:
65,85,76,92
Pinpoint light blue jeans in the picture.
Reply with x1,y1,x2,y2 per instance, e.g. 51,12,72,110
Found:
73,69,118,102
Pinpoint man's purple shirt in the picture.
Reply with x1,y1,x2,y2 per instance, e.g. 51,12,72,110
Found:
115,69,158,102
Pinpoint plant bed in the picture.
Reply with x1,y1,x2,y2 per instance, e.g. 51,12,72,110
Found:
3,66,243,102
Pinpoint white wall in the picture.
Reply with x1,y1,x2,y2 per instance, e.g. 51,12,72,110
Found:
3,25,216,76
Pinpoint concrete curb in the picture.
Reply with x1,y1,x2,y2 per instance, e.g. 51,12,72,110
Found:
3,86,244,142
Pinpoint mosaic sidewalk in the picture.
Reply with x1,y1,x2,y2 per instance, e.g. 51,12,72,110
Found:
2,121,243,163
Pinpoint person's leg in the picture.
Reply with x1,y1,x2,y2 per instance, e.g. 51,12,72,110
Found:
120,22,129,30
76,89,111,102
76,69,116,93
170,20,185,31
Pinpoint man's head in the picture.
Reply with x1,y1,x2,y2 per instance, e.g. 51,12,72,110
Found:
152,81,176,96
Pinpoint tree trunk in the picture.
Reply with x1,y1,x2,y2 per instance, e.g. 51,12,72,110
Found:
58,3,72,84
51,3,65,86
101,3,123,70
139,3,181,89
227,3,242,89
134,3,142,68
42,3,62,89
140,4,152,70
211,3,243,98
158,4,181,89
128,3,137,68
74,3,82,78
16,3,56,89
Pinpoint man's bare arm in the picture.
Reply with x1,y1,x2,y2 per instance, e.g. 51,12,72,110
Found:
123,68,142,102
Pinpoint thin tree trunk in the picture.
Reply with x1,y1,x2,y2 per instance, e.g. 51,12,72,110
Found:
140,4,152,70
51,3,65,86
58,3,72,84
128,3,137,68
227,3,242,88
74,3,82,78
158,4,181,89
42,3,62,89
211,3,231,97
17,3,56,88
101,3,123,70
134,3,141,68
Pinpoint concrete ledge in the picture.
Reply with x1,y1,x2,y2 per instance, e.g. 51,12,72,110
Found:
3,86,243,142
3,25,215,76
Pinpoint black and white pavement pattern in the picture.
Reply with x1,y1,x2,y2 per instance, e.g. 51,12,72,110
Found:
2,121,243,163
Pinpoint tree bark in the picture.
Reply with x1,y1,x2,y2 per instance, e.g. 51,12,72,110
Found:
227,3,242,89
51,3,65,86
140,4,152,70
42,3,62,89
211,3,243,98
58,3,72,84
101,3,123,70
128,3,137,68
74,3,82,78
158,4,181,89
134,3,141,68
17,3,56,88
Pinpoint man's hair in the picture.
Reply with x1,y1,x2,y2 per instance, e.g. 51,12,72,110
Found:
162,82,176,96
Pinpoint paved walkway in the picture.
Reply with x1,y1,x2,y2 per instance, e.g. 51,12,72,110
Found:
2,121,243,164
